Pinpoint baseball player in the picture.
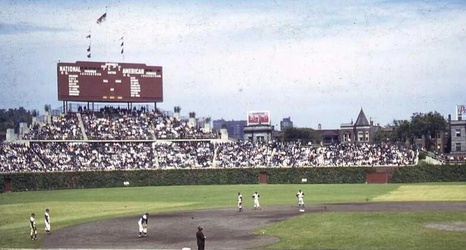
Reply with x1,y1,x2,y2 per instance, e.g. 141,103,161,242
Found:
252,191,261,210
30,213,37,240
44,208,51,234
296,189,305,207
138,213,149,238
237,192,243,212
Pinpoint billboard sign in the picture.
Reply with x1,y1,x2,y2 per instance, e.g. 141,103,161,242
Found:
247,111,271,126
457,105,466,120
57,61,163,102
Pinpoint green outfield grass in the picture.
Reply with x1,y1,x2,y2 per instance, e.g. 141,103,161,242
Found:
1,183,465,249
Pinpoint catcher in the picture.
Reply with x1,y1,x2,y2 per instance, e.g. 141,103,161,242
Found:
138,212,149,238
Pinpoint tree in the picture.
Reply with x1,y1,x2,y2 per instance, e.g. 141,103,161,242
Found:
0,107,33,133
282,127,319,144
393,119,412,144
409,112,447,151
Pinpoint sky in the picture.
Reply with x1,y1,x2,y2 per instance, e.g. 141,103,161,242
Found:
0,0,465,129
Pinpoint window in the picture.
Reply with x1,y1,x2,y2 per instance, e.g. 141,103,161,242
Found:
343,133,351,142
455,143,461,152
365,131,369,141
358,131,363,142
455,129,461,137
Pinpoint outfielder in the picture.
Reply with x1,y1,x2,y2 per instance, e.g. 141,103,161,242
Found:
44,208,51,234
138,213,149,238
30,213,37,241
252,191,261,210
296,189,305,207
237,192,243,212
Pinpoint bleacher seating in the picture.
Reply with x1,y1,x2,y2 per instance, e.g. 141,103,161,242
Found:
0,109,420,173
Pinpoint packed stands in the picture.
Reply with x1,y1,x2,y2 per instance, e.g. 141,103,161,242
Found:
22,107,218,141
23,112,83,140
0,143,45,172
0,108,420,173
0,140,417,172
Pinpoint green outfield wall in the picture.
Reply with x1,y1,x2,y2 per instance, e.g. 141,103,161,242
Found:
1,165,465,192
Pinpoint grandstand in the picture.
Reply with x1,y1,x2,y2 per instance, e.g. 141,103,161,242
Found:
0,108,418,172
0,60,419,173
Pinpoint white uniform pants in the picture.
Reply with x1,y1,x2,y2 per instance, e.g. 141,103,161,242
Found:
138,221,147,233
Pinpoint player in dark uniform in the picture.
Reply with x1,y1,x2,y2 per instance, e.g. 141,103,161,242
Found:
30,213,37,240
196,226,206,250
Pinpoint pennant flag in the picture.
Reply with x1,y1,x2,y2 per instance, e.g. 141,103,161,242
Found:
97,12,107,24
87,46,91,52
120,41,124,46
87,53,91,58
86,34,91,39
121,48,124,54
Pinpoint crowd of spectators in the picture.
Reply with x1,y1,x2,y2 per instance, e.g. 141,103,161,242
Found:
0,143,44,172
214,141,417,168
82,111,155,140
23,113,83,140
30,142,155,171
22,107,218,141
155,141,214,169
0,140,417,173
0,107,422,172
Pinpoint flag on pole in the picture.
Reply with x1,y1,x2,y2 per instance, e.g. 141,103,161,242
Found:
97,12,107,24
86,32,91,58
120,36,124,54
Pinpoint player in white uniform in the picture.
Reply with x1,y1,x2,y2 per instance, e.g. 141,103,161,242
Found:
252,192,261,210
237,192,243,212
44,208,51,234
138,213,149,238
296,190,305,207
30,213,37,240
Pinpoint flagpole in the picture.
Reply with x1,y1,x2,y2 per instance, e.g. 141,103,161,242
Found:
121,36,125,62
105,6,108,62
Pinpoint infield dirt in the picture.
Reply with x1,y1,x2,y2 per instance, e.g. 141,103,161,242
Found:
42,201,466,249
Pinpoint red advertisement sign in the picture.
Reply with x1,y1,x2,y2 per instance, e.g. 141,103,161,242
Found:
247,111,271,125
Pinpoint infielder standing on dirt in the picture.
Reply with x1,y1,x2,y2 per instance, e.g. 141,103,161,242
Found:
296,190,305,207
44,208,51,234
252,191,261,210
237,192,243,212
30,213,37,240
138,213,149,238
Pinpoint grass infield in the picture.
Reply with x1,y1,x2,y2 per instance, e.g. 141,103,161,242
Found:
0,183,465,249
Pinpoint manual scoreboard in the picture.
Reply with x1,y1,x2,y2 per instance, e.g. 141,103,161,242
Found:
57,61,163,102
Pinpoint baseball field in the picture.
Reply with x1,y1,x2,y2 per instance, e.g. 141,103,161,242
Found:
1,183,465,249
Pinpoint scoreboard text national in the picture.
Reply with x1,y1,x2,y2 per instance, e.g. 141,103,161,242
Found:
57,61,163,102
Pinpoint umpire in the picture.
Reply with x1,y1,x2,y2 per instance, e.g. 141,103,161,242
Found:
196,226,206,250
